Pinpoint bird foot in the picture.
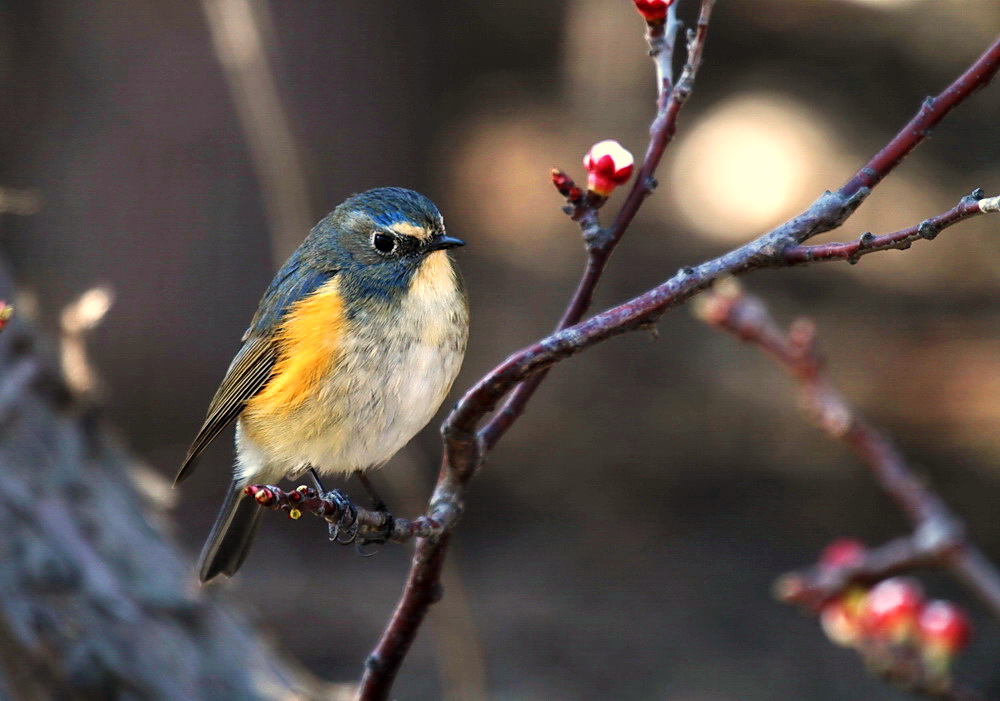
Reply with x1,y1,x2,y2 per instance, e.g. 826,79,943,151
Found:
323,489,360,544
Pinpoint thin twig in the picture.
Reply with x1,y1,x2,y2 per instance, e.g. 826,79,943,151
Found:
480,0,715,452
839,39,1000,200
784,192,997,265
244,484,445,543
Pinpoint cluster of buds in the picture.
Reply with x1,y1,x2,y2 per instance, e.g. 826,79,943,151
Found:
245,483,312,520
633,0,675,24
816,540,972,691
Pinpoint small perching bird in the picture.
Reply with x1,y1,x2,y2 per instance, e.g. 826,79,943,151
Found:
175,188,468,583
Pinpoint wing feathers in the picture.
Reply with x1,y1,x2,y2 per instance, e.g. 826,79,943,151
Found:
175,263,334,485
174,337,276,485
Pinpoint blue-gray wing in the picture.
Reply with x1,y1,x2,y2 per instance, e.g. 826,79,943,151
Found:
174,261,333,485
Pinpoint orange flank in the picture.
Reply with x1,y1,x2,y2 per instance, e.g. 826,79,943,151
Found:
245,278,346,417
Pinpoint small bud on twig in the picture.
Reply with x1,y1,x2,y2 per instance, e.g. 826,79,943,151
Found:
819,538,866,570
633,0,675,24
918,600,971,678
551,168,584,204
860,577,924,644
0,302,12,332
583,140,635,199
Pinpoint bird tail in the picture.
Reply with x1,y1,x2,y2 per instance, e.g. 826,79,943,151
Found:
198,481,262,583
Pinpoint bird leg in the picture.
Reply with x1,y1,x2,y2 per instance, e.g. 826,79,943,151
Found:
308,466,326,493
352,471,395,549
307,467,359,544
353,470,387,512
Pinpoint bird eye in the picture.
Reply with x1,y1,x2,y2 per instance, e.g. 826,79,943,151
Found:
373,233,396,254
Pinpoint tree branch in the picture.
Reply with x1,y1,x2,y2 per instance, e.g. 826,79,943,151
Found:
784,192,998,266
838,38,1000,199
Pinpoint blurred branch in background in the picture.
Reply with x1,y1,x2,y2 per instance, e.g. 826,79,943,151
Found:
0,187,41,217
59,286,114,398
694,280,999,698
202,0,313,262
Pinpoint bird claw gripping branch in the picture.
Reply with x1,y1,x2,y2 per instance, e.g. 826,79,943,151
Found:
244,483,399,551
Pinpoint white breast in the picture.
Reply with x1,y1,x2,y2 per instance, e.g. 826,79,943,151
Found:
236,251,468,481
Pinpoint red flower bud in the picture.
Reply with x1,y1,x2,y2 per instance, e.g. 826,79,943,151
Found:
551,168,582,203
919,600,971,657
860,577,924,643
633,0,674,23
0,302,12,331
583,140,634,197
819,538,866,571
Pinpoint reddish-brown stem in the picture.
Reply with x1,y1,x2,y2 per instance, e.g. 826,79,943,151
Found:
604,0,714,254
839,37,1000,199
784,192,996,265
357,534,451,700
480,255,606,449
481,1,715,449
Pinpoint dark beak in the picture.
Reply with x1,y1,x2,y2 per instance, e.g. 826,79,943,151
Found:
428,235,465,251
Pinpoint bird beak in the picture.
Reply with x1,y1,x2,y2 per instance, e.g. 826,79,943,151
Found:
428,235,465,251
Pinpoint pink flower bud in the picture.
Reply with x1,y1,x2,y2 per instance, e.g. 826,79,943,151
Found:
583,140,634,197
860,577,924,644
919,600,971,657
0,302,12,331
819,539,866,571
633,0,674,23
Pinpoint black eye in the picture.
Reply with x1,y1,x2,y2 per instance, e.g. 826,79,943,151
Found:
373,233,396,254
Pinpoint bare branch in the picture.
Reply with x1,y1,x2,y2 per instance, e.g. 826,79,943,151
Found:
244,484,446,543
784,191,998,266
839,38,1000,200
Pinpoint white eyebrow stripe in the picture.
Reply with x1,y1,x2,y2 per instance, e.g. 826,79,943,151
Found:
389,221,432,241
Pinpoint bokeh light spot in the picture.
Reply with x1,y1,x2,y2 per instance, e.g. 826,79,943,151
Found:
669,94,841,242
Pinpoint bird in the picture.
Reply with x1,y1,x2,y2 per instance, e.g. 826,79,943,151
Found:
175,187,468,583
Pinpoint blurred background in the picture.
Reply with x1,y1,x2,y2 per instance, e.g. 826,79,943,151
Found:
1,0,998,698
